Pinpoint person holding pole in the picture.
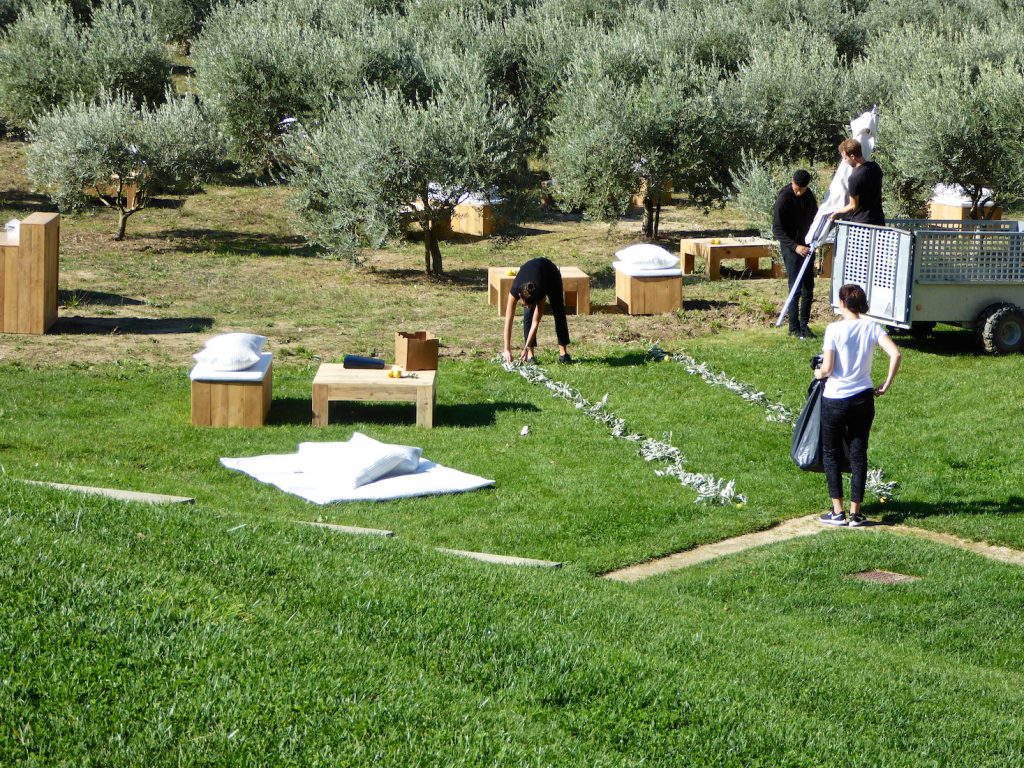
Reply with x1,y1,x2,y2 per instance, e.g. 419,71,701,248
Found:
501,257,572,365
815,284,901,527
772,169,819,339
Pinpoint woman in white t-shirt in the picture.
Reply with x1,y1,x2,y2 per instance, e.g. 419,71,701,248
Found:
813,284,901,527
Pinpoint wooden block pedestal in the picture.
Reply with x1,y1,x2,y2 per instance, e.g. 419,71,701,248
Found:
615,270,682,315
191,353,273,427
487,266,591,316
0,212,60,334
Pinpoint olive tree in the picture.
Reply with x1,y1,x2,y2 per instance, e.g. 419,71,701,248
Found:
547,53,730,237
27,91,223,239
286,72,526,274
0,0,170,130
886,64,1024,218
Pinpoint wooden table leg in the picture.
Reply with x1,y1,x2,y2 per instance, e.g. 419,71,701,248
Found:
416,384,434,428
708,255,721,281
312,383,329,426
682,253,695,274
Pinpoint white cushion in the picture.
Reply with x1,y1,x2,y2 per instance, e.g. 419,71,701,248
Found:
191,352,272,381
298,432,422,488
193,345,261,371
204,333,267,354
612,261,683,277
613,243,678,269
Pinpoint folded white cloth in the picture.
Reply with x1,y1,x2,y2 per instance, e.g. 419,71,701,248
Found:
190,352,272,381
221,434,493,503
612,261,683,277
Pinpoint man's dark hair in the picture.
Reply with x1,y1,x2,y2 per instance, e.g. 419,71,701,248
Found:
839,283,869,313
519,282,538,305
792,169,812,187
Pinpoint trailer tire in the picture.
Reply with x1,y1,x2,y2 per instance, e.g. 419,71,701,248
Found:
978,304,1024,355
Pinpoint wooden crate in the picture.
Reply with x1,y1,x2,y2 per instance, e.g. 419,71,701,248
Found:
451,202,506,237
630,179,673,209
615,271,682,315
928,200,1002,221
0,212,60,334
191,354,273,427
488,266,590,316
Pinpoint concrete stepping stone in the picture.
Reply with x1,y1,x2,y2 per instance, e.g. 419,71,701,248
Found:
436,548,562,568
20,480,194,505
302,521,395,537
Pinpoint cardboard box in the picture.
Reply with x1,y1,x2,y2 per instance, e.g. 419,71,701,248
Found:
395,331,438,371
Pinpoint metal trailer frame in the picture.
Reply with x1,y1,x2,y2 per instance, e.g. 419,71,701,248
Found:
831,219,1024,351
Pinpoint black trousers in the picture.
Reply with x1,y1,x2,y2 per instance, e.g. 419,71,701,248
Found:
523,275,570,348
782,245,814,332
821,388,875,503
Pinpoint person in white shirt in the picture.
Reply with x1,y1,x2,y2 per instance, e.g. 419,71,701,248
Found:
813,284,901,527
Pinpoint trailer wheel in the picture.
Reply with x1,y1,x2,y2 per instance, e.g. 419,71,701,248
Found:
978,304,1024,354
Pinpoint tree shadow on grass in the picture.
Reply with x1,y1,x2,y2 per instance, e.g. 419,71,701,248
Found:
145,228,323,258
52,316,214,335
267,397,538,427
877,496,1024,524
0,191,57,215
59,289,145,307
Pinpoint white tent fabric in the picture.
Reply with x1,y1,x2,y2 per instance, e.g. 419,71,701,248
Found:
804,107,879,247
221,438,494,504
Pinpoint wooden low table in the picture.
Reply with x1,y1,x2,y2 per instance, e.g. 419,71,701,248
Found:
487,266,590,316
680,237,775,281
312,365,437,428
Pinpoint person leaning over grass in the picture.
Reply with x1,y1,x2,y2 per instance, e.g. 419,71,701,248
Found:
815,284,901,527
502,257,572,365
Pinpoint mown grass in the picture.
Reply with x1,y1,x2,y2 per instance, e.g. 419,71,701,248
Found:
3,135,1024,764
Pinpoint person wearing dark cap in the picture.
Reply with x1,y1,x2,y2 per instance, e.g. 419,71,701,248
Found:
772,169,819,339
501,257,572,364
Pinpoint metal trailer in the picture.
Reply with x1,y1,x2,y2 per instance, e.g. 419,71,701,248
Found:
830,218,1024,353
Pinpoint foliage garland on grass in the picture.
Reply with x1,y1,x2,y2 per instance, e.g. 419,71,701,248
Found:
648,345,899,501
499,360,747,506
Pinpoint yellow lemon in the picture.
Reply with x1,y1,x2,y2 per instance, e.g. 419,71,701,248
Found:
505,269,517,276
709,238,721,245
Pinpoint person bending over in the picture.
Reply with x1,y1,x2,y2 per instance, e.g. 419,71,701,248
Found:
815,284,901,527
772,168,819,339
830,138,885,226
502,257,571,364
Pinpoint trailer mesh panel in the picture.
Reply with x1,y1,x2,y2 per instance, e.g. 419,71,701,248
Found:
916,231,1024,283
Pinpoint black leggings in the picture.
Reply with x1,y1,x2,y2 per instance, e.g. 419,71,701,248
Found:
821,388,875,503
523,278,570,348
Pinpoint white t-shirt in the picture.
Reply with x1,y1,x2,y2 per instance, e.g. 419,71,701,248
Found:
822,318,888,399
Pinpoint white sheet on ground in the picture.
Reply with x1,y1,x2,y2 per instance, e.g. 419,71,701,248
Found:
221,438,493,503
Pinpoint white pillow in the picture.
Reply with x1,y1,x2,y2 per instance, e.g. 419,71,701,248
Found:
204,333,267,355
298,433,421,488
614,243,678,269
193,345,261,371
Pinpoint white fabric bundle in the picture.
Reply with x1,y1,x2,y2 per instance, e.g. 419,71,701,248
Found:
193,333,268,371
221,432,494,504
614,243,679,270
613,261,682,278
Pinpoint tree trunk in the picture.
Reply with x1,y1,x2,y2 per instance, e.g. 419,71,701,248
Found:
423,223,432,273
422,222,444,275
653,199,662,238
114,208,132,241
642,196,654,238
429,231,443,275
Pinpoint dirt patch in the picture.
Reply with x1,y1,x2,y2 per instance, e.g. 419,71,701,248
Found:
846,569,921,584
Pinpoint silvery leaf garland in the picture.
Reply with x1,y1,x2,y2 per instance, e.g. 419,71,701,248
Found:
649,344,898,501
499,359,747,506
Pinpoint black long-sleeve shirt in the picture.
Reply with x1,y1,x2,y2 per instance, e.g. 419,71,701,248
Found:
771,184,818,252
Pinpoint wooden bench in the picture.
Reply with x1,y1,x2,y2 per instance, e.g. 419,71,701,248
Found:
191,353,273,427
614,266,682,315
0,212,60,334
312,365,437,428
680,237,775,281
487,266,590,316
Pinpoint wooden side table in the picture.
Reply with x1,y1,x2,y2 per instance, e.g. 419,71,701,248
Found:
312,365,437,428
1,212,60,334
487,266,590,315
680,237,775,281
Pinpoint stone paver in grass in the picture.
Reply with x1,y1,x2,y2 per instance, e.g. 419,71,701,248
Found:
20,480,194,505
436,548,562,568
846,569,921,584
302,521,396,537
602,514,824,582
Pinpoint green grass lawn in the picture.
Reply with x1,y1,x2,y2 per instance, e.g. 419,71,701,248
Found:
3,138,1024,765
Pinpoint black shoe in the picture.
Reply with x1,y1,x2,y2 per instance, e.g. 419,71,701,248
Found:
789,329,806,340
848,513,867,527
800,326,817,339
819,511,847,526
558,353,573,364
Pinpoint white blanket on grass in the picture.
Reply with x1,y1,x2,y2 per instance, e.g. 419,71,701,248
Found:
221,440,494,504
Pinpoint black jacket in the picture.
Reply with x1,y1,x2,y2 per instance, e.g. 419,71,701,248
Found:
771,184,818,252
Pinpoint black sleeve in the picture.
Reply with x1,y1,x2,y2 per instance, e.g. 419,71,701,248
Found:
771,191,798,252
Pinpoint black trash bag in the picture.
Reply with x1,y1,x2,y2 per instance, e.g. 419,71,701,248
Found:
791,376,851,473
